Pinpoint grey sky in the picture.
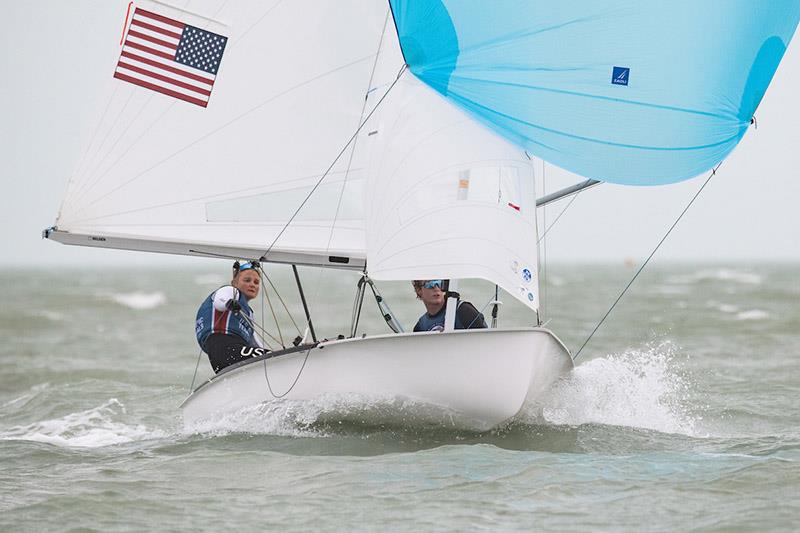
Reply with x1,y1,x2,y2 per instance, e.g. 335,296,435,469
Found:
2,1,798,267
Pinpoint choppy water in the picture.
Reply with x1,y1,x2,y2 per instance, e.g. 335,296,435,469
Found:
1,264,798,531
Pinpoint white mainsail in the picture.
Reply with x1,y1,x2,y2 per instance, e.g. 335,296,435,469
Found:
52,0,388,268
49,0,543,310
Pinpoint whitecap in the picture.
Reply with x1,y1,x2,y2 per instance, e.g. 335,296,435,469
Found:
110,291,167,310
669,269,762,285
655,285,689,296
522,342,702,437
736,309,769,321
182,392,453,438
0,399,166,448
28,310,66,321
183,399,330,438
1,383,51,410
705,301,739,314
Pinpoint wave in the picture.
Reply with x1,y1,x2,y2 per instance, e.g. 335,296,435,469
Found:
522,342,702,437
28,310,66,322
736,309,769,321
183,399,333,438
109,291,167,310
668,269,762,285
706,300,739,314
0,399,166,448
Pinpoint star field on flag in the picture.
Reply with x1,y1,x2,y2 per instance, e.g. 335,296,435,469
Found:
114,8,228,108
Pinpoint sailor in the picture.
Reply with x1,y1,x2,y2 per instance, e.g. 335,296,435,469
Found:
195,261,268,373
412,279,487,332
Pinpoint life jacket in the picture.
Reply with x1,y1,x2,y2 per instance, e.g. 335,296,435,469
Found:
195,286,256,348
413,301,486,332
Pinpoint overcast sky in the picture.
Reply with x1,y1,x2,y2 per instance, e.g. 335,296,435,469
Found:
2,1,798,267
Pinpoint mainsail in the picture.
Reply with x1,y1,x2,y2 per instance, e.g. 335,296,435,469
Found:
51,1,389,268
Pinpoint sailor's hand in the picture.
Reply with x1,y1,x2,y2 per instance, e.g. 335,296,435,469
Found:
226,299,241,312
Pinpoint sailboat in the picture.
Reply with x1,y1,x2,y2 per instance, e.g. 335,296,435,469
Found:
44,1,799,431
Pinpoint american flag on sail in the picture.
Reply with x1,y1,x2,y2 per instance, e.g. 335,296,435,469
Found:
114,7,228,108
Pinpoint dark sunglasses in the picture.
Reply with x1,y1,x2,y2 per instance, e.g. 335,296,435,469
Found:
233,260,260,273
422,279,443,289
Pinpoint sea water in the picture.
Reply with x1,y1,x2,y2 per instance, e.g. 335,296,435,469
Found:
1,264,798,531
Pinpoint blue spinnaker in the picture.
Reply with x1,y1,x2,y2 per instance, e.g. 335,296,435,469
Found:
389,1,800,185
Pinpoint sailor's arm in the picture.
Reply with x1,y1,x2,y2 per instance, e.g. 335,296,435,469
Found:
212,286,241,312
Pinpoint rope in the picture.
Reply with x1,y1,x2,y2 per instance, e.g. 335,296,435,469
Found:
188,347,204,392
262,346,314,399
260,268,302,334
257,63,407,262
572,163,721,361
537,189,582,243
259,268,285,347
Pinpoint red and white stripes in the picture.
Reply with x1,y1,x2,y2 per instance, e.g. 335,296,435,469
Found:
114,8,215,107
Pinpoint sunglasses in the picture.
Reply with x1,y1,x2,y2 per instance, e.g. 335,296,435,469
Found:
234,260,260,272
422,279,443,289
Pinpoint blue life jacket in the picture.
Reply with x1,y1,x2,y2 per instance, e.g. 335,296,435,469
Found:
195,287,256,348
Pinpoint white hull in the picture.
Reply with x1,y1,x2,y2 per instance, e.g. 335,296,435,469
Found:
181,328,572,432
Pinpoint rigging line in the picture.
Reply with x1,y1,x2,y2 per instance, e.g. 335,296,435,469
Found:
537,186,584,243
573,162,722,361
238,307,284,348
322,9,389,254
259,278,268,350
304,11,392,338
188,346,204,392
257,63,407,263
260,269,303,335
260,267,285,348
262,345,314,399
68,55,378,220
254,266,276,350
465,293,498,328
259,30,397,397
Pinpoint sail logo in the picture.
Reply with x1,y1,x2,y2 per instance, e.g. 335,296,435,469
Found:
522,268,532,283
612,66,630,86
